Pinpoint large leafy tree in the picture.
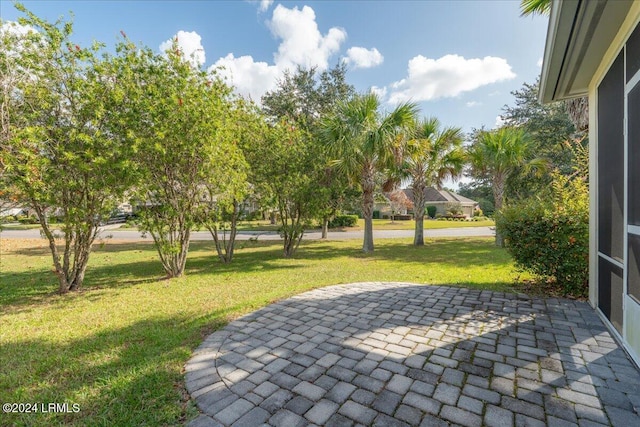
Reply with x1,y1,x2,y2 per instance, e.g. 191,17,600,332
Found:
261,64,356,238
1,6,136,293
113,37,245,277
501,79,577,198
401,118,465,246
262,63,353,130
242,118,318,257
196,100,253,264
320,93,418,253
467,126,546,246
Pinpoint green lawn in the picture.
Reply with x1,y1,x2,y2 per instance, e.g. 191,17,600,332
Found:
351,218,494,230
0,223,42,230
1,236,521,426
234,218,494,231
113,218,494,232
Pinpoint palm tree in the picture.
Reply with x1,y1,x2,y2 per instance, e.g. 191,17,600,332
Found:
467,126,546,246
402,117,465,246
320,93,418,253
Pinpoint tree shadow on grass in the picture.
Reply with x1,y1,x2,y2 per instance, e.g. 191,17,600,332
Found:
0,305,255,427
1,238,511,311
294,238,510,268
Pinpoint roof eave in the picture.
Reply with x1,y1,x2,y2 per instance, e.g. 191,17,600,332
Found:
539,0,634,104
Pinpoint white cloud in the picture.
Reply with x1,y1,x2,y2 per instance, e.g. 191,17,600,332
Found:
466,101,482,107
345,47,384,69
259,0,274,12
268,5,346,71
210,4,347,101
370,86,387,99
160,30,205,67
494,115,506,128
537,57,543,68
0,21,34,37
388,54,516,104
212,54,279,101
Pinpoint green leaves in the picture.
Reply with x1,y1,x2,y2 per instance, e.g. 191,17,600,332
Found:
2,5,143,291
496,171,588,296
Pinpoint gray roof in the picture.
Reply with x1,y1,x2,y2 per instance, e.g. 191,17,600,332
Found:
403,187,477,205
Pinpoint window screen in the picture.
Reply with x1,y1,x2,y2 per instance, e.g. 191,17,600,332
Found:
598,257,624,333
627,22,640,82
629,234,640,302
629,85,640,225
597,52,625,261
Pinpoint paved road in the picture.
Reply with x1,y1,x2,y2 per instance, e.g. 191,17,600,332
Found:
0,226,495,241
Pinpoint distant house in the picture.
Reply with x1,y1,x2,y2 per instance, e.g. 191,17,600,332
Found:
404,187,478,218
0,199,28,218
540,0,640,365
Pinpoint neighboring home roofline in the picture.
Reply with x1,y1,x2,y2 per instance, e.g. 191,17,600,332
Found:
403,187,477,205
540,0,634,104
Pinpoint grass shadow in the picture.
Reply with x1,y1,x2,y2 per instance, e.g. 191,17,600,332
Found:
0,310,239,427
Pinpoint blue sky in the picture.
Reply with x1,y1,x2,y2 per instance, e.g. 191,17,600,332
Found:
1,0,548,135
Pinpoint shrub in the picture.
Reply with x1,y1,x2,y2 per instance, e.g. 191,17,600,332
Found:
17,215,39,224
445,202,463,216
496,172,588,296
479,199,495,217
426,205,437,219
372,210,380,219
328,214,358,228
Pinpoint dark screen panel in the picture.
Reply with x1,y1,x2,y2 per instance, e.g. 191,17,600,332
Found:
629,85,640,225
629,234,640,302
627,22,640,82
598,51,625,260
598,257,624,333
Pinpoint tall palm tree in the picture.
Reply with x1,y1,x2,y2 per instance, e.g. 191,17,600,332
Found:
320,93,418,252
467,126,546,246
402,117,465,246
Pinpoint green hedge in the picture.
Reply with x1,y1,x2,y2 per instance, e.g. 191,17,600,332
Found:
496,172,588,296
426,205,437,219
328,214,359,228
16,215,39,224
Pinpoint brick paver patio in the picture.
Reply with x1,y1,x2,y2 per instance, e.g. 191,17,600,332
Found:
185,282,640,426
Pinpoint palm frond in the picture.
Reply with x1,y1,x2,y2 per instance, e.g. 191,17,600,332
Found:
520,0,550,16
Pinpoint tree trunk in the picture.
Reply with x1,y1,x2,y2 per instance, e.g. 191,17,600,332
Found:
208,200,240,263
321,217,329,239
34,203,97,293
565,96,589,132
150,228,190,278
280,203,304,258
412,182,426,246
361,166,375,253
493,175,505,247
